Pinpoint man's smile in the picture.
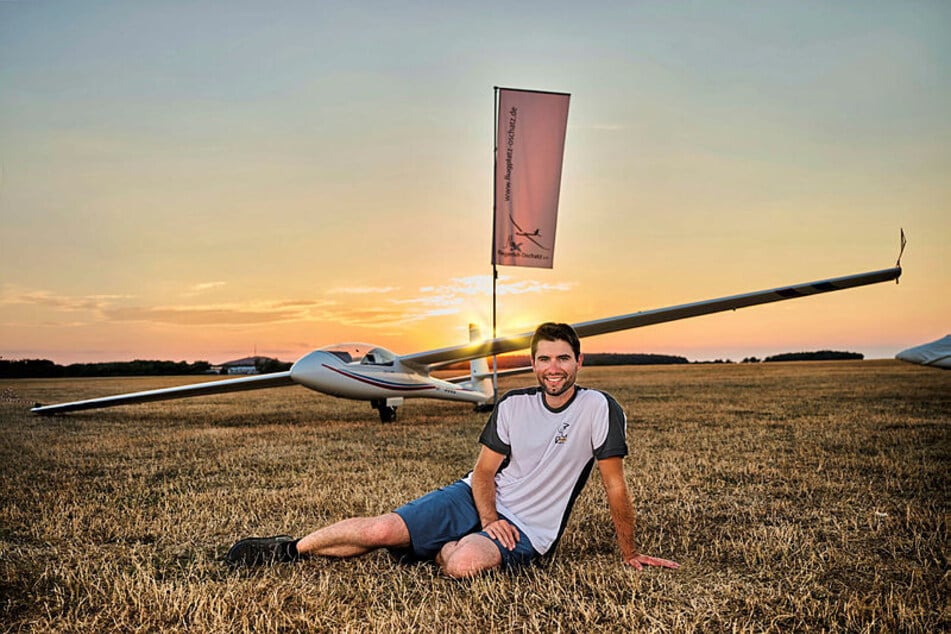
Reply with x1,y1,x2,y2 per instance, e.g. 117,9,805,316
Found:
543,374,566,388
541,373,571,395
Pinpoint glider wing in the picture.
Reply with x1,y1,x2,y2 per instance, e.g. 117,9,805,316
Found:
31,372,295,415
896,335,951,369
402,266,902,369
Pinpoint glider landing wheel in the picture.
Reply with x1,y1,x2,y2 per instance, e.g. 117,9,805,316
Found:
371,400,398,423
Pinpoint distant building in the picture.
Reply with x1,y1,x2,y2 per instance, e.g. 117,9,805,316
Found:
214,356,273,375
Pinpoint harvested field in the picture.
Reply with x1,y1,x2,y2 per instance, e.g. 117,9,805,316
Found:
1,360,948,632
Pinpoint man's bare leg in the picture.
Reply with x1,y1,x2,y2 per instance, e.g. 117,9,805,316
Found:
436,533,502,578
296,512,410,558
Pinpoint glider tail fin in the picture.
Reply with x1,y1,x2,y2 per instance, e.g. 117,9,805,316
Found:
467,324,495,403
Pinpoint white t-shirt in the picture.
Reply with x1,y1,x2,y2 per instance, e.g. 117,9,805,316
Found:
463,385,628,554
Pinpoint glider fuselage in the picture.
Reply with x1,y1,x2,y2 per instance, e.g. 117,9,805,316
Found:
289,347,488,404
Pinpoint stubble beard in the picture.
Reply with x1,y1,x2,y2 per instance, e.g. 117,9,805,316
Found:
540,373,575,398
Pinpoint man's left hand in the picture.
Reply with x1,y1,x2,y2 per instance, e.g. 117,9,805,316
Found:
624,554,680,570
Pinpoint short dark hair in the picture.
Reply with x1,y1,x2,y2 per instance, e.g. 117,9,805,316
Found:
531,322,581,359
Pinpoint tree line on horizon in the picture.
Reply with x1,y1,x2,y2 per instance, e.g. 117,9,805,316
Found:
0,350,863,378
762,350,863,362
0,359,214,379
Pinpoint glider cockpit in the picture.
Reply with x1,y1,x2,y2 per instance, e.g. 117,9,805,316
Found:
318,344,397,366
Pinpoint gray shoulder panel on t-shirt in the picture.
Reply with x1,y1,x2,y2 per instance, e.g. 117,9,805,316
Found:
591,389,628,460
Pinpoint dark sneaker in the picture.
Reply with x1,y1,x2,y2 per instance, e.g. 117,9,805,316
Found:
226,535,296,567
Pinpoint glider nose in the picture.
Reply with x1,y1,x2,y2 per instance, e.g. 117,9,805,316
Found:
289,350,343,393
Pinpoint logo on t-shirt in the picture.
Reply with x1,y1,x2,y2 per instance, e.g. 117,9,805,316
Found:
554,421,571,444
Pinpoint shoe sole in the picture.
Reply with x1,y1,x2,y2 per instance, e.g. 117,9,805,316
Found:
226,535,294,567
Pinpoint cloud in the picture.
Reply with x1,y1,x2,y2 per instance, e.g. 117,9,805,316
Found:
0,276,574,331
273,299,337,308
0,287,132,311
329,286,400,295
394,295,464,308
0,319,91,328
0,285,331,327
330,306,412,327
497,279,576,296
101,298,340,326
329,304,461,329
414,276,575,305
419,276,491,297
184,281,227,296
101,305,303,326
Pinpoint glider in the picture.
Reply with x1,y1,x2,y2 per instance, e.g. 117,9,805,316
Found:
31,264,901,421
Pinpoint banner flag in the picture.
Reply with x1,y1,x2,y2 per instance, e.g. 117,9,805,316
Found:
493,88,570,268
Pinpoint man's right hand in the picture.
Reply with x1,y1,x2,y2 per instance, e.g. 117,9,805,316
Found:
482,518,520,551
624,554,680,570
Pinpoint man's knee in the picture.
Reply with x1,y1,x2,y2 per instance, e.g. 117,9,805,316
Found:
435,540,458,567
439,535,501,579
362,513,410,547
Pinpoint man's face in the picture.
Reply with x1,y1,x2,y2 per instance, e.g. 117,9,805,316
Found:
532,338,582,400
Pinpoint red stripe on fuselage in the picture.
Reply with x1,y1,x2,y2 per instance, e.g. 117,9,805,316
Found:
322,364,438,392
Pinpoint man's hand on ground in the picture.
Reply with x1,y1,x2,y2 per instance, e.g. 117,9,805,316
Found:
624,554,680,570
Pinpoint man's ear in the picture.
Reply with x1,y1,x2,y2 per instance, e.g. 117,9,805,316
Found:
577,353,584,368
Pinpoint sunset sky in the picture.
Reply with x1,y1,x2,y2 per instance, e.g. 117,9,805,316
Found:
1,1,948,365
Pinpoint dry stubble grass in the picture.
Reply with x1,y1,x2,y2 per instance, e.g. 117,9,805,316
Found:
0,361,948,632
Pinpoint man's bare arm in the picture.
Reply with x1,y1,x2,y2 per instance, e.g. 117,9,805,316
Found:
598,456,679,570
470,446,519,550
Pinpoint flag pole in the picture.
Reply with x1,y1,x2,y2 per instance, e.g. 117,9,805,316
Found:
491,86,499,402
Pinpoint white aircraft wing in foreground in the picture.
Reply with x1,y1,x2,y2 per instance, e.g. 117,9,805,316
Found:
896,335,951,369
31,265,901,421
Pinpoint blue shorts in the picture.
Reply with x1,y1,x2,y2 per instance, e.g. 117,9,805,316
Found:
390,480,538,569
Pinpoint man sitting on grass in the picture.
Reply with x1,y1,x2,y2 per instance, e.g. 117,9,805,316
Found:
227,322,679,577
